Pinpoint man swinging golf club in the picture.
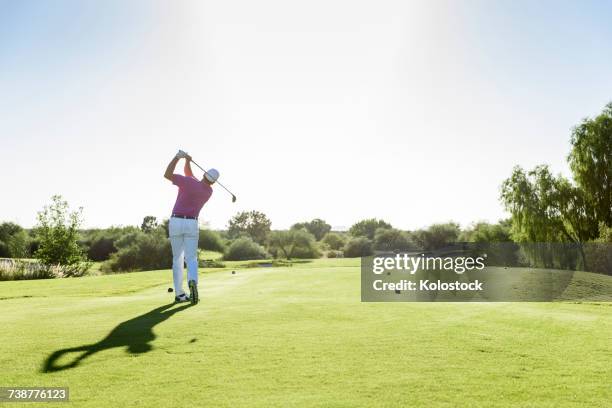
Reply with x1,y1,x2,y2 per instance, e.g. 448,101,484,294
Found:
164,150,219,304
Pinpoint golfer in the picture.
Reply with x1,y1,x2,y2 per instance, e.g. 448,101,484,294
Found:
164,150,219,304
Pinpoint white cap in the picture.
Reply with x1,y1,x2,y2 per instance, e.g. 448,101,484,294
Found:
204,168,219,183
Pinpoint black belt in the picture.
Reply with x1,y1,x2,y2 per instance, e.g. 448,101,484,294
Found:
171,214,198,220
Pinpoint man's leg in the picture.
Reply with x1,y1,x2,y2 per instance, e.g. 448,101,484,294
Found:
169,219,186,296
185,220,199,303
185,236,198,283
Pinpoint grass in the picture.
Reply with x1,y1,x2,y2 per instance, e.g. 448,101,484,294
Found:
0,259,610,407
200,249,224,260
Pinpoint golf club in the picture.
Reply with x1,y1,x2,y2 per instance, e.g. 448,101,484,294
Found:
183,153,237,203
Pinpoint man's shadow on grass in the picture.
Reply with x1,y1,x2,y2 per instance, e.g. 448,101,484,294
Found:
42,303,192,373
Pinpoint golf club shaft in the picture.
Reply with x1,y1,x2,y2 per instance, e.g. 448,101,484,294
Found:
190,159,237,200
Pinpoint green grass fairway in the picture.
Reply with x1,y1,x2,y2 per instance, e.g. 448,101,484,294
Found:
1,259,611,407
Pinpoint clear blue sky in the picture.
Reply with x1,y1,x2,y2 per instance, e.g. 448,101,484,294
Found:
1,0,611,230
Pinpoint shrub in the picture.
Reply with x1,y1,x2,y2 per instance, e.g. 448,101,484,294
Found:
349,219,392,240
322,232,346,250
34,195,88,267
224,237,268,261
7,230,29,258
584,224,612,275
268,229,320,259
326,250,343,258
0,259,54,280
344,237,373,257
87,236,117,261
102,230,172,272
0,222,29,258
0,259,89,281
80,227,139,262
141,216,159,233
28,236,40,255
199,259,226,268
412,222,460,251
227,211,272,245
374,228,414,252
291,219,331,241
459,221,513,243
199,229,226,253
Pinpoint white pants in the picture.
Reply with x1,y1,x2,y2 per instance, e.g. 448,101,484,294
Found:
168,217,199,296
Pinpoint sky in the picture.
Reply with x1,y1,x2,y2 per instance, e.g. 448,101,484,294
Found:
1,0,612,231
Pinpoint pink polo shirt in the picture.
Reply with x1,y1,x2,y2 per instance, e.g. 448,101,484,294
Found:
171,175,213,218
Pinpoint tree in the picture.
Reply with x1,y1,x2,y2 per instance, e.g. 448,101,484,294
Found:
268,229,319,259
322,232,346,250
568,102,612,229
223,237,268,261
500,166,595,268
141,216,159,233
459,221,513,243
227,211,272,245
84,226,138,262
0,222,27,258
500,166,595,244
500,103,612,250
291,218,331,241
34,195,88,267
412,222,460,251
102,229,171,272
373,228,414,252
7,230,29,258
198,229,226,253
343,237,373,257
349,219,392,240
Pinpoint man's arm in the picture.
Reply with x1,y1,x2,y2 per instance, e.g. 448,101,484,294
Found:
183,155,194,178
164,156,180,181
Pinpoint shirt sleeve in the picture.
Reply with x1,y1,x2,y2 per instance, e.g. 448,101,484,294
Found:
172,174,187,187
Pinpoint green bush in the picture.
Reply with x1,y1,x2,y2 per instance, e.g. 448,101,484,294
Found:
344,237,373,257
224,237,268,261
291,219,331,240
584,224,612,275
199,259,226,268
349,219,392,240
0,222,29,258
82,227,138,262
87,236,117,261
8,230,30,258
102,230,172,272
28,235,40,255
373,228,414,252
268,229,320,259
322,232,346,250
459,221,513,243
227,211,272,245
199,229,226,253
326,250,343,258
412,222,460,251
0,259,89,281
34,195,88,267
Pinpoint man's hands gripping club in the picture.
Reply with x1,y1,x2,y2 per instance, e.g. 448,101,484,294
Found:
164,150,238,203
175,150,192,161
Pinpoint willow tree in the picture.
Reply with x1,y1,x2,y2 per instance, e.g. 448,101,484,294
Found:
568,102,612,230
500,166,590,268
502,102,612,244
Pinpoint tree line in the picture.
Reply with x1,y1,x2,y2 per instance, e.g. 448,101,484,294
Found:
1,103,610,279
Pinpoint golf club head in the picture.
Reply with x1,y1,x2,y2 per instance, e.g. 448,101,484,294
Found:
232,195,237,203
